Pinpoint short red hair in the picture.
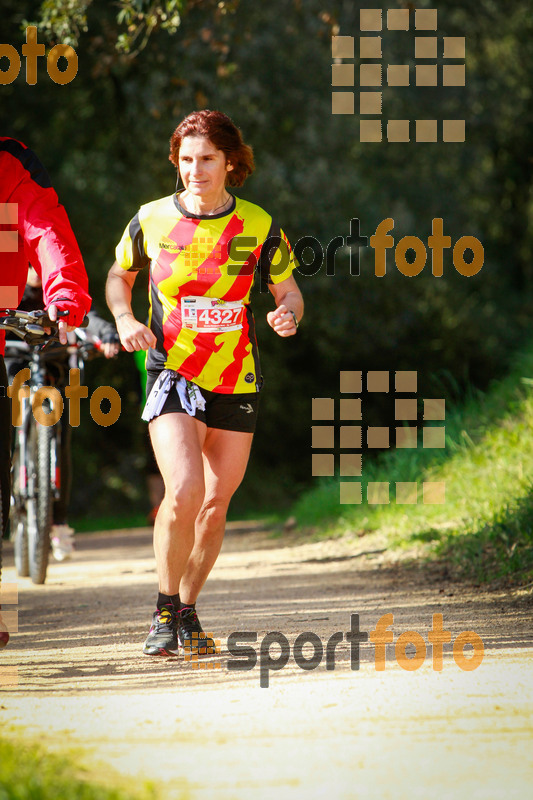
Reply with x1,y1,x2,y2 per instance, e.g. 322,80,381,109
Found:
169,110,254,188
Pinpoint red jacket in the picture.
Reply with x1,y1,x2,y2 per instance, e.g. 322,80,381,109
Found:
0,138,91,354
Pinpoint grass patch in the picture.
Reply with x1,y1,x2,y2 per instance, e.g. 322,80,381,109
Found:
291,341,533,584
70,513,149,533
70,510,282,533
0,736,166,800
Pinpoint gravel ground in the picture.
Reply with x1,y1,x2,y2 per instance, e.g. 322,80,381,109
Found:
1,523,532,799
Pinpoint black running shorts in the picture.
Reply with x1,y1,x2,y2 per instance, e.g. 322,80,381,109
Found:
145,370,259,433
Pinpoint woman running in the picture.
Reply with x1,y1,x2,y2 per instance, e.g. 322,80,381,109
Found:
106,110,303,656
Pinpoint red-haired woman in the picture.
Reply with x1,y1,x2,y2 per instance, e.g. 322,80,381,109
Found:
106,110,303,656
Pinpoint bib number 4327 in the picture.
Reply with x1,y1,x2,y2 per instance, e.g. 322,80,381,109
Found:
198,307,242,327
182,297,244,332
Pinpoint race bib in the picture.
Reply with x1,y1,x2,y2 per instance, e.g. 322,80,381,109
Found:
181,296,244,333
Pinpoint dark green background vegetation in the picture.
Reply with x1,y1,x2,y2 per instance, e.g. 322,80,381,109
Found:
2,0,532,522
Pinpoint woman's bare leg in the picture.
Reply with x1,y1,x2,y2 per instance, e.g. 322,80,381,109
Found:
149,412,207,595
179,427,253,603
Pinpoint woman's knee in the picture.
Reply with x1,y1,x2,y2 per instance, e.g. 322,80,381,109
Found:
197,497,230,528
164,481,204,522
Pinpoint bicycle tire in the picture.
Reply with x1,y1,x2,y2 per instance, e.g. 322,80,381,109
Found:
27,422,53,585
11,445,29,578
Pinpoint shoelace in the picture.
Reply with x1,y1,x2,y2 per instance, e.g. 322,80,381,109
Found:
179,607,215,652
154,607,174,629
179,607,203,634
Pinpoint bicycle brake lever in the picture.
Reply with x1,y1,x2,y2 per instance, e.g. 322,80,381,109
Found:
26,323,47,333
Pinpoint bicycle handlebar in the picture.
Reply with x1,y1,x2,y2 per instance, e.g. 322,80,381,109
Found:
3,338,98,358
0,309,89,345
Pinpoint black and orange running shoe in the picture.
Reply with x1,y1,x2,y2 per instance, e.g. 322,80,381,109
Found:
143,605,179,656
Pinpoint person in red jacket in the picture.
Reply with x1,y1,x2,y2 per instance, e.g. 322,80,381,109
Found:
0,138,91,551
4,267,119,561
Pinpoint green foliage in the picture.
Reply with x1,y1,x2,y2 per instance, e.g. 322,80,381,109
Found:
22,0,185,51
25,1,91,46
115,1,184,55
0,737,163,800
2,0,533,519
448,494,533,583
293,338,533,585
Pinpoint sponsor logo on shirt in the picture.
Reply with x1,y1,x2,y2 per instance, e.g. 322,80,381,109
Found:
158,238,187,251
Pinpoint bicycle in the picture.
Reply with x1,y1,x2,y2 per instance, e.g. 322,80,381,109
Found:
0,308,97,584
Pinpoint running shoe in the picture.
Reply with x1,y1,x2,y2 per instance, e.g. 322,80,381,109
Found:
51,524,74,561
177,606,216,655
143,605,179,656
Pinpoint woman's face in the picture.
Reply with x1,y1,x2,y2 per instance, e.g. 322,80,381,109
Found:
178,136,233,200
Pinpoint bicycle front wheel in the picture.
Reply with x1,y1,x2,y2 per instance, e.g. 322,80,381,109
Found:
27,422,53,585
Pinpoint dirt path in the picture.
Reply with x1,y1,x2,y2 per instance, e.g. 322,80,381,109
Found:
1,524,532,799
